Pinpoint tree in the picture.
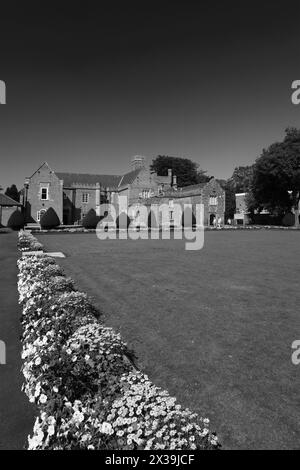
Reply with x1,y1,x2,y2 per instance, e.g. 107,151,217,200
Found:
5,184,20,202
40,208,60,229
150,155,209,187
218,179,236,220
218,167,254,221
251,127,300,227
227,166,254,193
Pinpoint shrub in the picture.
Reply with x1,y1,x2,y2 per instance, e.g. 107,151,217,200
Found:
40,208,60,229
282,212,295,226
82,209,99,229
7,210,25,230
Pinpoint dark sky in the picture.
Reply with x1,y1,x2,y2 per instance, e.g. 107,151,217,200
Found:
1,1,300,189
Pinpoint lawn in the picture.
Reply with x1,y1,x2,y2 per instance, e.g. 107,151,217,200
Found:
37,230,300,449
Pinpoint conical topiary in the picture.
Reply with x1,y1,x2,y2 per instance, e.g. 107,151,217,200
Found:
7,210,25,230
82,209,99,229
40,207,60,229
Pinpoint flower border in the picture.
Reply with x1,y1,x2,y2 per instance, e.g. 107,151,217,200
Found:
17,230,219,450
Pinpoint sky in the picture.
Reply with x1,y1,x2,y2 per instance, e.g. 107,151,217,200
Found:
1,1,300,190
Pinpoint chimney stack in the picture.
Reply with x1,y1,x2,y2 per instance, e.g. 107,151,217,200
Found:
131,155,146,171
172,175,177,191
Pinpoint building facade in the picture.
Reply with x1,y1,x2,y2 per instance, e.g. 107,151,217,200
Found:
0,191,22,227
22,157,225,227
234,193,249,225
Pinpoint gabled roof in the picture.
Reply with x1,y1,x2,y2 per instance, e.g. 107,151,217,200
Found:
55,172,122,189
28,162,53,179
0,193,22,206
56,167,144,189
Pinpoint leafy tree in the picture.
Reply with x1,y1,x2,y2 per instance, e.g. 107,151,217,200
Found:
5,184,20,202
217,179,236,220
227,166,254,193
40,207,60,229
151,155,209,187
251,127,300,226
218,167,254,221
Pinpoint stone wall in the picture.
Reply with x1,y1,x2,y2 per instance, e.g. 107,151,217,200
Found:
25,163,63,224
0,206,21,226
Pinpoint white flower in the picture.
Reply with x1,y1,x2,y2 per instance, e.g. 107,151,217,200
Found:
72,410,84,424
39,394,47,404
48,425,55,436
101,422,113,435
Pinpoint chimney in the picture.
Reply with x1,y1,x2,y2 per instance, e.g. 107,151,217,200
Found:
131,155,146,171
172,175,177,191
168,168,172,178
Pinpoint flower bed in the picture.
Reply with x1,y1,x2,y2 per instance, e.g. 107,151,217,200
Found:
18,231,219,450
18,230,44,252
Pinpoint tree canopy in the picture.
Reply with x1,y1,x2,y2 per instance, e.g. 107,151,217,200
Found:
220,166,254,220
251,127,300,224
150,155,209,187
5,184,20,202
226,166,254,194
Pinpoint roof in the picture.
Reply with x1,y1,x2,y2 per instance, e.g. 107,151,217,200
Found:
0,193,22,206
118,169,141,187
55,172,122,189
56,167,143,189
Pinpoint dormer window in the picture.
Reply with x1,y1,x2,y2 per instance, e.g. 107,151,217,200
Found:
209,196,217,206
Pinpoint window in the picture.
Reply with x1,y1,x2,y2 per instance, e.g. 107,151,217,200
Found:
41,187,48,200
209,196,217,206
82,193,89,204
142,189,150,199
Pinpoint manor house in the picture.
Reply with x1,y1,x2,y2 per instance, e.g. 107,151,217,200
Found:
22,157,225,227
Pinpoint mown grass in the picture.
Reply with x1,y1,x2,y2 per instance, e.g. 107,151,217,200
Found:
38,230,300,449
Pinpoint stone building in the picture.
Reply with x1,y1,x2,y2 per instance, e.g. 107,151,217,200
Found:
22,157,225,227
0,189,22,227
234,193,249,225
